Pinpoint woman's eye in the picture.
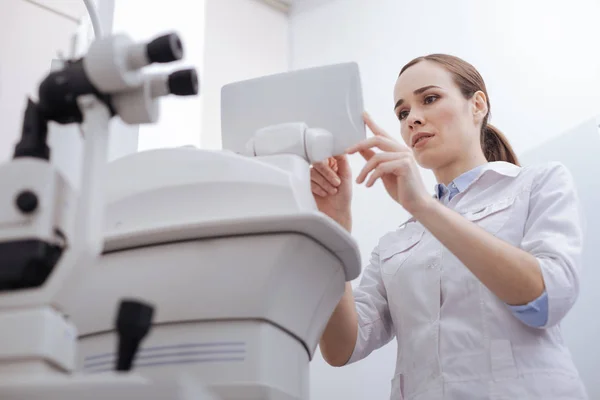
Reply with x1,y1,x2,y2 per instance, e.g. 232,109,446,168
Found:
398,110,409,120
424,95,438,105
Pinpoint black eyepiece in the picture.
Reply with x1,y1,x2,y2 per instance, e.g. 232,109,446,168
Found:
168,68,199,96
146,33,183,64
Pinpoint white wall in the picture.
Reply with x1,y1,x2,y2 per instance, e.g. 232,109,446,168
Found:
520,116,600,399
289,1,600,399
111,0,206,152
200,0,290,149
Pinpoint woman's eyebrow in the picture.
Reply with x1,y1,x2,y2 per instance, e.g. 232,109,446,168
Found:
394,85,442,110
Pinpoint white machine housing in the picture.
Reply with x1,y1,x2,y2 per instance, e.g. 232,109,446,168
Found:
58,148,361,399
221,62,364,157
56,61,365,399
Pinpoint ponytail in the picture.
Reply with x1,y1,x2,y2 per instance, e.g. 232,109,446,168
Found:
481,123,520,166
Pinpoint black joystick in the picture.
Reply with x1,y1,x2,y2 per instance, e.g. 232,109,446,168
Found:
146,33,184,64
115,299,154,372
168,69,199,96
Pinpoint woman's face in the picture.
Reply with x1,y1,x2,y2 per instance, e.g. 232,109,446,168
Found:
393,61,486,170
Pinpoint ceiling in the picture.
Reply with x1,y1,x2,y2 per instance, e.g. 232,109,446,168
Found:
263,0,336,14
22,0,336,25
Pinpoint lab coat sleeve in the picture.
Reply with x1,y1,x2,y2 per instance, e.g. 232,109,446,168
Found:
519,162,583,329
345,246,395,364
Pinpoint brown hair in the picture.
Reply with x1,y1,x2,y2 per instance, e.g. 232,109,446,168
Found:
399,54,519,166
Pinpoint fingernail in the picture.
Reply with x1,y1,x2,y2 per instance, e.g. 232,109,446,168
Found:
330,187,338,194
334,177,341,186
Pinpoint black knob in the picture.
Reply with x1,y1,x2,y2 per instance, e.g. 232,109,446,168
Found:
146,33,183,64
168,69,199,96
15,190,38,214
115,299,154,372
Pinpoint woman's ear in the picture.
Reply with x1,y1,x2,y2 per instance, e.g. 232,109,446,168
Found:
472,91,488,123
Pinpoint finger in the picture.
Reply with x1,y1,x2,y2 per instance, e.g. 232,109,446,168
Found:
358,148,376,161
356,152,399,184
365,161,396,188
329,157,339,173
311,169,338,194
313,161,341,187
365,159,408,188
332,154,352,179
311,182,328,197
346,136,401,154
363,112,393,139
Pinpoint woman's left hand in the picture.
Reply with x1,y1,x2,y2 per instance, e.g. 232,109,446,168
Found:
346,112,433,215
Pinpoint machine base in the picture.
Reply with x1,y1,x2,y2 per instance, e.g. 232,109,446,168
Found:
0,372,217,400
78,320,310,400
0,306,76,374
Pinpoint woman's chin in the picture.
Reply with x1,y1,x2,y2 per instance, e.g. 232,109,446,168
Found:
414,150,443,170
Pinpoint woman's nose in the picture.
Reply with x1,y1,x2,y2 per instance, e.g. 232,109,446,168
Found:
407,112,424,128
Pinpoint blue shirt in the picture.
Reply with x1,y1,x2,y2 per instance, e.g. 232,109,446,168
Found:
435,164,549,328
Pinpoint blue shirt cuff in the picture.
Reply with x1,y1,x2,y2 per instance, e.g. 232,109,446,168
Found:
506,290,549,328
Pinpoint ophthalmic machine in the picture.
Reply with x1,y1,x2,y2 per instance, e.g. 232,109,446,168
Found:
0,27,365,400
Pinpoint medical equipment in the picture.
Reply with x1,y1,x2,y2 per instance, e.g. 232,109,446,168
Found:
0,30,208,399
56,62,364,399
0,18,364,398
82,0,102,38
222,63,364,159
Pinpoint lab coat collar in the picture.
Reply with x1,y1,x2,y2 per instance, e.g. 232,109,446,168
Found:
479,161,522,178
402,161,522,227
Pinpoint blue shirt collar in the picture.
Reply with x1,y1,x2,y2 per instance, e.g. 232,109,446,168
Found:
454,164,486,192
435,163,487,199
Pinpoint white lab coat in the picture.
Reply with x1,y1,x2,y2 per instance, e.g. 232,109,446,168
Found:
347,161,588,399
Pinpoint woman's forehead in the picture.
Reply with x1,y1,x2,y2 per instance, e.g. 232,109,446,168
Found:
393,61,454,102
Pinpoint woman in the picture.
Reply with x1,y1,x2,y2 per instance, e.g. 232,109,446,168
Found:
312,54,587,399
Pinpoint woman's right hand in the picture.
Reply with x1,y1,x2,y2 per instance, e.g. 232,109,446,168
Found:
312,155,358,366
310,155,353,231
